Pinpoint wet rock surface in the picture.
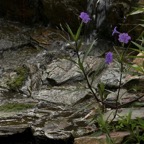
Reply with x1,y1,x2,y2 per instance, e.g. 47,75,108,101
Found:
0,19,104,143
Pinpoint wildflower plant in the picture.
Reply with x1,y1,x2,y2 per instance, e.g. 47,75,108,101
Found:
65,10,144,143
66,12,102,104
66,11,143,111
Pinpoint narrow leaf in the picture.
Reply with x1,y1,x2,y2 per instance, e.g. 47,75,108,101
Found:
82,40,96,62
75,22,83,41
131,41,144,51
66,24,76,41
128,55,144,58
139,24,144,27
129,8,144,15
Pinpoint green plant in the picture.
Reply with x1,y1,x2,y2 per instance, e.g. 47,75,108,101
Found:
114,110,144,144
126,5,144,75
96,113,114,144
128,44,144,75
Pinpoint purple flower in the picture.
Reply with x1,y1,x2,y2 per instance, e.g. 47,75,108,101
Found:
112,26,120,36
105,52,113,65
118,33,131,44
79,12,91,24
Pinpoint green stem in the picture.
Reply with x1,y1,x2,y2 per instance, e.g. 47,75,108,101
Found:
111,43,125,121
75,41,102,104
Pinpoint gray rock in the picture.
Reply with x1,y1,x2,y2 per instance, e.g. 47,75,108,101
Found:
45,58,83,85
106,89,137,101
32,85,89,105
0,19,30,51
100,63,127,88
40,118,72,139
0,125,29,136
104,107,144,122
0,37,28,51
122,75,144,93
105,89,141,108
74,132,130,144
44,56,104,85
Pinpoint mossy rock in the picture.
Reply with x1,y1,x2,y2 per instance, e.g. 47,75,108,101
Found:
0,103,35,112
7,66,29,91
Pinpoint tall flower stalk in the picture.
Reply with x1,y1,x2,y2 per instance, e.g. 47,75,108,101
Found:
73,28,102,107
67,12,105,107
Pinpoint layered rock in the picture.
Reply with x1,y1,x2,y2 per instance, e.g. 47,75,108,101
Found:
0,19,103,143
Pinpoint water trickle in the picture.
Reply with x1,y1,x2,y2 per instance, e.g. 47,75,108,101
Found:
86,0,112,41
95,0,111,29
87,0,140,40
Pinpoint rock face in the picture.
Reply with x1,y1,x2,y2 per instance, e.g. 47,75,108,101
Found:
0,19,30,51
0,19,104,143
